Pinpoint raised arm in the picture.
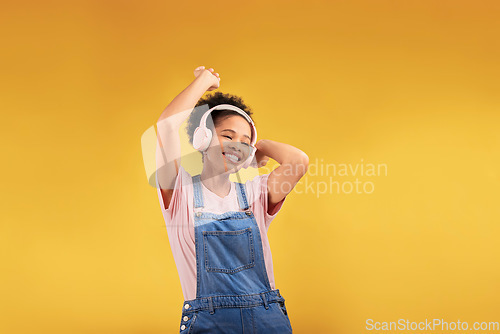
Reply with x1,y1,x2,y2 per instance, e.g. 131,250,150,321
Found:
254,139,309,214
156,66,220,209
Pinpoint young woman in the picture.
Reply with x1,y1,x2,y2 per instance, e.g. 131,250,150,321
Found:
155,66,308,333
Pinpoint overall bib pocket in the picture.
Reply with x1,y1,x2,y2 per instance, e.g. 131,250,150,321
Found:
203,228,255,274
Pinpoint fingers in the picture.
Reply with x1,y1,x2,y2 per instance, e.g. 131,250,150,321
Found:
208,68,221,80
196,66,221,80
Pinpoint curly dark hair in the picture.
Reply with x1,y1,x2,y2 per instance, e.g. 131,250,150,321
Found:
186,91,255,147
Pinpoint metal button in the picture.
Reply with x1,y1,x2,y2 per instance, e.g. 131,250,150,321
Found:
181,325,186,330
196,212,201,217
184,304,190,309
183,316,189,321
245,210,252,215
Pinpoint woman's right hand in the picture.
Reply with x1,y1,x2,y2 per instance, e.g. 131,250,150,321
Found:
194,66,220,91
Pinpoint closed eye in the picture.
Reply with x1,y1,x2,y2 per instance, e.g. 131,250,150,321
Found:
223,135,250,146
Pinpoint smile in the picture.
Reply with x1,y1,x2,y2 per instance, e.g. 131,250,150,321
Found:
223,152,241,163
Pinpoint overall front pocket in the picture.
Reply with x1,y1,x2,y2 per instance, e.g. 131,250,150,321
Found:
203,228,255,274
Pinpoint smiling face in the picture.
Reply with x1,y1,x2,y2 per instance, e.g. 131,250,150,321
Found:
203,115,253,174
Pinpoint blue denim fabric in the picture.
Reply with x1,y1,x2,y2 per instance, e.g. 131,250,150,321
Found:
178,174,293,333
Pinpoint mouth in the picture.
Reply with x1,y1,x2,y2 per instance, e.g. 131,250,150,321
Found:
222,151,242,164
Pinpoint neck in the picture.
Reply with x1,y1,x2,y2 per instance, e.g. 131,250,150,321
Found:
200,164,232,198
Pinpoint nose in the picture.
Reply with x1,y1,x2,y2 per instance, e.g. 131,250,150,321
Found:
228,142,241,152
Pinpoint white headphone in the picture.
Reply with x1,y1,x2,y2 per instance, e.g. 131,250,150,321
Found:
192,104,257,169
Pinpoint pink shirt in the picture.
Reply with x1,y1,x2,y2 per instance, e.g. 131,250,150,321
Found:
155,166,286,301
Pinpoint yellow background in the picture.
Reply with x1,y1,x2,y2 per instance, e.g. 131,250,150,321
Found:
1,0,499,333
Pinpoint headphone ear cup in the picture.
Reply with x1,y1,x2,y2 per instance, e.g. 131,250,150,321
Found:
242,145,256,169
193,127,212,152
203,128,213,151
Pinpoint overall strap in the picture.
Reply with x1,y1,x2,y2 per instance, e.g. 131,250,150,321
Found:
192,174,204,209
236,182,250,211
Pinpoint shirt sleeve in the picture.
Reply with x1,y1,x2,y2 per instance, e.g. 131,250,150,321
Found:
155,164,190,222
245,173,286,229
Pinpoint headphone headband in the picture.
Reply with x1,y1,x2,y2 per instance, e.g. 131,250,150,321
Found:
199,104,257,146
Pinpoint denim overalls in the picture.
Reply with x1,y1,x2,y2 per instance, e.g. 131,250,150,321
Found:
178,174,293,333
